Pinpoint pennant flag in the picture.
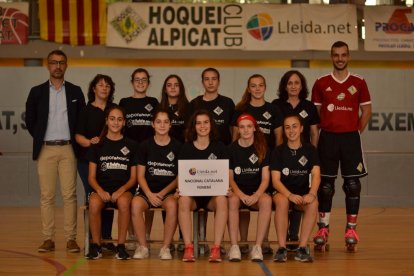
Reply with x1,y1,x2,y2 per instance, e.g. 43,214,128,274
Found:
39,0,106,45
0,3,29,45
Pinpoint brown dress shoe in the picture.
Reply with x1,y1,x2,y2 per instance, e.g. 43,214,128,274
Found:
38,239,55,252
67,240,80,253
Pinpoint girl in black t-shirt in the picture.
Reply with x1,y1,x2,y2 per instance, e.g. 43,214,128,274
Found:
86,106,138,260
159,74,190,143
227,114,272,262
232,74,283,255
119,68,159,143
233,74,283,148
158,74,190,251
131,109,181,260
272,70,320,247
178,109,228,263
271,115,320,263
75,74,116,246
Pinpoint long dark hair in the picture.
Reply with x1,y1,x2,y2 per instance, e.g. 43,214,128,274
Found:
277,70,309,102
87,74,115,103
185,109,218,143
159,75,189,119
236,74,266,112
98,105,126,145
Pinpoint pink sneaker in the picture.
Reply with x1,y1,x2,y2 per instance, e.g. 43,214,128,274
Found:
182,244,195,262
209,245,222,262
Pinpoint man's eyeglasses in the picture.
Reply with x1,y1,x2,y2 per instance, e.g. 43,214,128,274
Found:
48,60,67,66
133,78,148,83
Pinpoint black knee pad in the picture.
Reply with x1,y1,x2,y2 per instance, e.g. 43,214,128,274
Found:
317,178,335,212
342,178,361,214
342,178,361,197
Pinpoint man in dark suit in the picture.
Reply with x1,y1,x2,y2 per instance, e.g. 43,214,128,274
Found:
25,50,86,252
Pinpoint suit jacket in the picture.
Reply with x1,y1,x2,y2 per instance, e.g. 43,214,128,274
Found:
25,80,86,160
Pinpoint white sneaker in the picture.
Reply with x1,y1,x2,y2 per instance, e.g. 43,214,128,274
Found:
228,245,241,262
159,246,172,260
133,245,149,259
251,245,263,262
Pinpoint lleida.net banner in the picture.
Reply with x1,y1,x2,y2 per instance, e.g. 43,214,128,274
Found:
243,4,357,51
364,6,414,52
106,3,358,51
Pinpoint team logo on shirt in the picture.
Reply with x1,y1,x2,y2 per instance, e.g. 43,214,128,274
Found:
348,85,357,95
337,93,346,101
234,166,241,175
120,146,130,156
299,110,308,119
325,87,333,92
282,168,290,176
167,151,175,161
145,104,154,112
298,155,308,166
249,153,258,164
262,111,271,120
213,106,223,116
357,162,364,172
208,153,217,160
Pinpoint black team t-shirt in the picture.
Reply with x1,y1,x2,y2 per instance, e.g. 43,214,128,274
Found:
272,99,319,143
189,95,235,145
119,96,159,143
270,143,319,195
232,102,283,149
87,137,138,193
228,142,270,195
76,102,116,161
137,137,182,193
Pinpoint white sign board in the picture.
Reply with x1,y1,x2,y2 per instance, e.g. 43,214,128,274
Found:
178,159,229,196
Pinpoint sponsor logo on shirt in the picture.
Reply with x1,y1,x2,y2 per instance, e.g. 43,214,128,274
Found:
282,168,290,176
148,167,175,176
234,166,259,175
337,92,346,101
234,166,241,175
147,161,175,168
327,104,353,112
101,162,128,171
127,118,151,127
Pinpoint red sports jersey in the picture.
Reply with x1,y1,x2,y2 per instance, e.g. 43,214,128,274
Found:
312,73,371,133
